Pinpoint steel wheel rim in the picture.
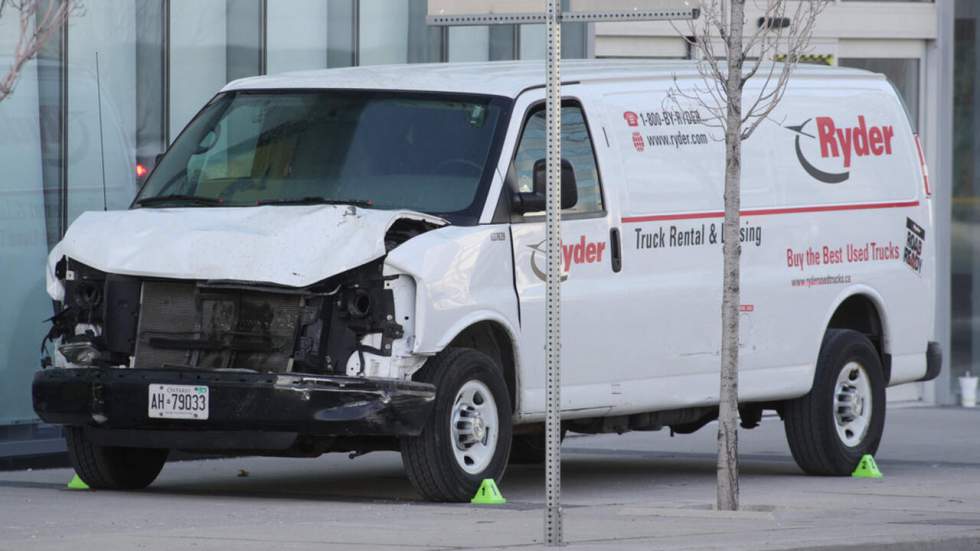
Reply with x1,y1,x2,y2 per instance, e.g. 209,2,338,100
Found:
833,361,872,447
450,380,498,474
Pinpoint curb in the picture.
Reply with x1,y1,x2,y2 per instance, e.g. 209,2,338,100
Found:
775,535,980,551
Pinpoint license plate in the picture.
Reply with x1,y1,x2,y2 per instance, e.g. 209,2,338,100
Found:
148,384,209,420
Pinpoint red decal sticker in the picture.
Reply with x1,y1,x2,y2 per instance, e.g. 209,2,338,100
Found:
632,132,645,152
624,111,639,127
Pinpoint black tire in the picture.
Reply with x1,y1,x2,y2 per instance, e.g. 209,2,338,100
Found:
65,427,169,490
400,348,512,502
784,329,886,476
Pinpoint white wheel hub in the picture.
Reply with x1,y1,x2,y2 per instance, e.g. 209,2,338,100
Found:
834,361,872,447
450,380,499,474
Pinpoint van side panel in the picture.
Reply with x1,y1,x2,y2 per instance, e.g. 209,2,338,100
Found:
596,85,727,386
752,77,932,386
590,73,931,412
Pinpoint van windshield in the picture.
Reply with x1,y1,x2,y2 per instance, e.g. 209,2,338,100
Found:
135,90,510,224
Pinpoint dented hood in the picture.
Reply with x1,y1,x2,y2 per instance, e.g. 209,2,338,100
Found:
47,205,446,300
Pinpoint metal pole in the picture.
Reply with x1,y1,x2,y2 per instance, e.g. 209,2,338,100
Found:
424,4,697,546
544,0,562,545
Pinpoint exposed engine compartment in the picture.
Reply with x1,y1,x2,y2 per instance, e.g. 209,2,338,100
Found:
44,217,440,377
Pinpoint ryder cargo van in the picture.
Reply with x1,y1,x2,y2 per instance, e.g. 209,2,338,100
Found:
33,60,940,501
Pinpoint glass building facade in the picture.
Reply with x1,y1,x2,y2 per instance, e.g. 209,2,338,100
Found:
0,0,586,454
953,0,980,388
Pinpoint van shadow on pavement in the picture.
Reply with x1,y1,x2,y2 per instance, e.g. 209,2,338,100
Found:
124,448,803,507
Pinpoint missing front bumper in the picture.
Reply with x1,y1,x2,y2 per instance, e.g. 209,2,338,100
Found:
32,367,435,440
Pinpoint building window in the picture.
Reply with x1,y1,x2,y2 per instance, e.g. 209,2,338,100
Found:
267,0,328,74
66,0,145,219
226,0,265,81
358,0,445,65
169,0,228,136
838,58,920,131
953,4,980,388
0,2,60,425
136,0,167,179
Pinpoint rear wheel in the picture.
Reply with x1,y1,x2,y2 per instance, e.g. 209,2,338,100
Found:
65,427,169,489
400,348,512,502
784,329,886,475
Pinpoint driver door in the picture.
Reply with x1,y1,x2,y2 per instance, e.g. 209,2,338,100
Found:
508,99,623,417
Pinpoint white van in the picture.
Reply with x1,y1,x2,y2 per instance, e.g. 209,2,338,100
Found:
33,60,940,501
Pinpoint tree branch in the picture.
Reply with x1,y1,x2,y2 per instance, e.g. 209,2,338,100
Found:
0,0,80,103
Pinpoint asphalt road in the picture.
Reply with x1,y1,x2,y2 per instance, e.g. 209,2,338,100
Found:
1,406,979,550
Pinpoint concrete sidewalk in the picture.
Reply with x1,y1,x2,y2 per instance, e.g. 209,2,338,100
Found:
1,406,978,550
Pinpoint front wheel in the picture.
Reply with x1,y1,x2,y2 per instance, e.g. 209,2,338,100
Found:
65,427,169,489
784,329,886,475
400,348,512,502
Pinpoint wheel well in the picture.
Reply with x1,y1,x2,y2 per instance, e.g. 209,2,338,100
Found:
447,321,517,412
827,294,890,382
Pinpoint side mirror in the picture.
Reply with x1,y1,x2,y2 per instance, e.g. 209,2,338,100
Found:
511,158,578,214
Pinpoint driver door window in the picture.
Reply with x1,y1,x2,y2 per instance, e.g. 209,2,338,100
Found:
510,104,604,216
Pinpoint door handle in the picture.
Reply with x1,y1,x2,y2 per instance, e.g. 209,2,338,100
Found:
609,227,622,273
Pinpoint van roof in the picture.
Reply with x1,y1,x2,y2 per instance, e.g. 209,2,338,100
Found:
222,59,883,99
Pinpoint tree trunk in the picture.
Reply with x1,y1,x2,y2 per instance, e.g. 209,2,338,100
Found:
717,0,744,513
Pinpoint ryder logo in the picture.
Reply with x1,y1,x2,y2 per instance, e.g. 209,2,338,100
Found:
632,132,645,152
785,116,895,184
528,236,607,282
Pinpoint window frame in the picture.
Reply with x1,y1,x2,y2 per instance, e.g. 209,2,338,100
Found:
505,98,608,224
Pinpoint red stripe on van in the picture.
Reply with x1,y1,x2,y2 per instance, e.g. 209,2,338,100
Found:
914,134,932,196
621,200,920,224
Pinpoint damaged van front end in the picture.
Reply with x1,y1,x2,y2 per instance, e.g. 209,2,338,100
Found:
32,85,513,496
33,204,446,456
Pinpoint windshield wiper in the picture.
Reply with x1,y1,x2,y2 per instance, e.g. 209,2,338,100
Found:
135,194,223,207
256,197,374,208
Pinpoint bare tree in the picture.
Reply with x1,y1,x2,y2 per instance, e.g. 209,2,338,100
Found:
0,0,80,103
667,0,828,511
